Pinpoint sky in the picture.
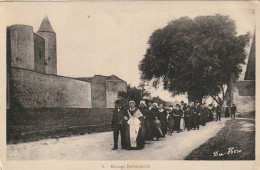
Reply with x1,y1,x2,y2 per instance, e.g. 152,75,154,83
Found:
1,2,255,102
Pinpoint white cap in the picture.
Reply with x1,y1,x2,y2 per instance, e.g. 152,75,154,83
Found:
140,100,147,107
153,103,158,108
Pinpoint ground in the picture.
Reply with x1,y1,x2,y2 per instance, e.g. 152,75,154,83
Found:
185,117,255,160
7,119,227,160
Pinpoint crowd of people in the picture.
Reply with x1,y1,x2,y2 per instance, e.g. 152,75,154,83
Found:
111,100,235,151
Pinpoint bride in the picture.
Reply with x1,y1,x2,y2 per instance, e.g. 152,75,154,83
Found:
124,100,145,150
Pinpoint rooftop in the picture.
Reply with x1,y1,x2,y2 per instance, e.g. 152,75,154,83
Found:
37,15,55,33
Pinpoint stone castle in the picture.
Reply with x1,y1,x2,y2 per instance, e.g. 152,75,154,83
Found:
7,16,127,109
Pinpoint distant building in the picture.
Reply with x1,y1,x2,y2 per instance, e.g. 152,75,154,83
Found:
7,16,126,109
231,33,255,113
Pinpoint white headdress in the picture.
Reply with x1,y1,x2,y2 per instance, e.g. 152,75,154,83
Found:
153,103,158,108
140,100,147,107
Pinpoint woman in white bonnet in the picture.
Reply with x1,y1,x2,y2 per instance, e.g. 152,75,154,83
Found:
124,100,145,150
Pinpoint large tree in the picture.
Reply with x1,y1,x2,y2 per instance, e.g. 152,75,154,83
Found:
139,14,250,105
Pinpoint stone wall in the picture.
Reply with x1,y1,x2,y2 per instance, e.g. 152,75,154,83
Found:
106,80,127,108
10,67,92,108
91,76,107,108
7,108,113,144
233,81,255,113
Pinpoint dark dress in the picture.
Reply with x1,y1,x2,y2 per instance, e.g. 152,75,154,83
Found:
185,106,192,131
143,108,155,140
167,111,175,132
150,108,162,139
124,108,145,150
173,109,182,132
193,106,200,129
139,107,149,140
157,109,167,137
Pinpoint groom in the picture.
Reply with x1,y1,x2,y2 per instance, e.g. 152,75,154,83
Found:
111,100,127,150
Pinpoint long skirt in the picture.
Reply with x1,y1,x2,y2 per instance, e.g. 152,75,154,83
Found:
125,123,145,150
145,120,154,141
174,118,180,131
180,118,185,130
160,120,167,136
167,118,174,131
154,120,163,137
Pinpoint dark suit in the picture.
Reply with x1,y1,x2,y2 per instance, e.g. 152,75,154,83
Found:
216,106,221,121
185,107,193,131
193,106,201,129
112,107,127,148
231,105,237,118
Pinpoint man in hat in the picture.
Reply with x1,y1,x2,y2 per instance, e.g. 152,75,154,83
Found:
193,102,201,130
111,100,127,150
185,102,194,131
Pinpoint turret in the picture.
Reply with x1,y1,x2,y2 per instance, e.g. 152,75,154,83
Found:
37,15,57,75
7,25,34,70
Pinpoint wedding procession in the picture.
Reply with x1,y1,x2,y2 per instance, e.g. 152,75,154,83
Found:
111,99,228,150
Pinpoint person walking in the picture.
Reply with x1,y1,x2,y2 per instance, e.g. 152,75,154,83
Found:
111,100,127,150
193,102,200,130
216,105,222,121
166,105,174,135
173,104,182,133
185,103,194,131
231,103,237,119
124,100,146,150
180,109,185,131
157,103,167,137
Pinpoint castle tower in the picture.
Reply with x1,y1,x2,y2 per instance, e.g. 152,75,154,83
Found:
7,25,34,70
37,16,57,75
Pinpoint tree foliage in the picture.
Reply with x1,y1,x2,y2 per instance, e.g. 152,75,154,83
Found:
118,83,167,107
139,14,251,103
118,84,151,107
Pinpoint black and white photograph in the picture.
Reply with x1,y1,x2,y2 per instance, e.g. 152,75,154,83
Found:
0,1,258,169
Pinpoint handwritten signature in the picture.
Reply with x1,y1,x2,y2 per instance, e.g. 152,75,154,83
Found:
213,147,242,157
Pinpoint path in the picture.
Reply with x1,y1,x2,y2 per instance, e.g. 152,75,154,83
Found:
7,118,227,160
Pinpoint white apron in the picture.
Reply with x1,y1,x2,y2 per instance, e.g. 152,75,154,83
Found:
127,109,143,147
180,117,185,130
